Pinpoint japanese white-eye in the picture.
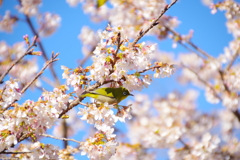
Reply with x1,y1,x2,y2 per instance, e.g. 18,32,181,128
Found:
80,87,133,104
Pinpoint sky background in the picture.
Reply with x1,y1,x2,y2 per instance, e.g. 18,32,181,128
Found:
0,0,233,159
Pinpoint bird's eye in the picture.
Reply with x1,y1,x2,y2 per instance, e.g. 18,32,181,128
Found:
123,91,127,95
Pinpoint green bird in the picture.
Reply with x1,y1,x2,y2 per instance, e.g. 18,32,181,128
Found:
80,87,134,104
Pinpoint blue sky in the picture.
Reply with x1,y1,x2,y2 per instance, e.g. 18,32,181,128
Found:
0,0,232,159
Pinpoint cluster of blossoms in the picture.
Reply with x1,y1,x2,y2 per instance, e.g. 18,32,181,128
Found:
124,92,240,159
0,81,70,153
38,12,61,37
16,0,42,16
127,91,197,149
4,0,240,159
211,0,240,38
169,133,221,160
80,130,117,159
14,142,59,159
63,26,175,92
0,0,60,37
0,11,18,32
58,145,79,160
0,79,21,109
178,48,240,110
77,102,131,159
78,26,100,57
3,140,78,159
0,20,175,158
68,0,179,39
177,0,240,112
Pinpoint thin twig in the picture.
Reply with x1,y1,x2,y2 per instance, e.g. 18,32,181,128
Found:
114,32,122,57
136,63,172,74
131,0,178,47
0,85,7,100
0,38,37,83
225,47,240,71
2,52,59,112
166,27,213,59
178,41,205,59
232,110,240,123
21,7,60,86
110,32,123,74
178,138,190,150
188,40,214,59
42,133,81,144
62,120,68,148
218,70,230,93
18,132,30,143
21,52,59,94
41,76,56,88
181,63,222,101
0,151,31,154
218,70,240,122
79,101,88,106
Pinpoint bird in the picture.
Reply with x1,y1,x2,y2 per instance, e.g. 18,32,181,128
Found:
80,87,133,104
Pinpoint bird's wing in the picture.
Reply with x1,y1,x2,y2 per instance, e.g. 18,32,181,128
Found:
89,88,115,98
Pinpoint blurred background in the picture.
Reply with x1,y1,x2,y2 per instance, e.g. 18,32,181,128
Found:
0,0,231,159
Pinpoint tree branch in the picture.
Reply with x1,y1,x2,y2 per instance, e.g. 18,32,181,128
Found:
225,47,240,71
166,27,213,59
24,12,60,86
42,133,81,144
3,52,59,112
21,52,59,94
182,64,240,122
0,151,31,154
131,0,178,47
232,110,240,123
178,41,205,59
181,63,222,101
136,63,173,74
0,37,37,84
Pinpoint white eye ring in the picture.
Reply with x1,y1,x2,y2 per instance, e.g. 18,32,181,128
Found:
123,92,127,95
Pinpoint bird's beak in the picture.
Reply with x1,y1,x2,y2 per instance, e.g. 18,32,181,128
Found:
129,94,134,96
